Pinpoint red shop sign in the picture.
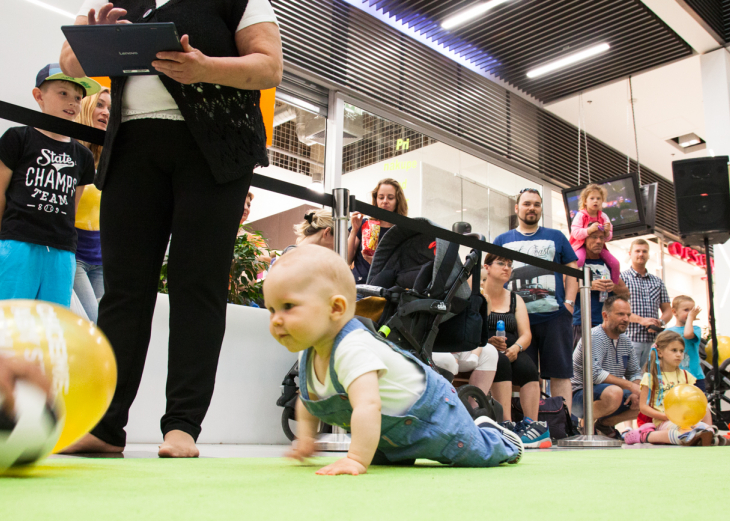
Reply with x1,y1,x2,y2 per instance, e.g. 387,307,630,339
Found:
667,242,714,271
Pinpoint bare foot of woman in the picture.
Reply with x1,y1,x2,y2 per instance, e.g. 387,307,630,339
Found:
60,433,124,454
158,430,199,458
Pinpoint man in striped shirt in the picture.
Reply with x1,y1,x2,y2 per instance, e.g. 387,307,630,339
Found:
571,295,642,439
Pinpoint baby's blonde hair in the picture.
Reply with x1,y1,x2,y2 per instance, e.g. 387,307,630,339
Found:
267,244,356,306
672,295,695,311
295,209,333,243
578,183,607,211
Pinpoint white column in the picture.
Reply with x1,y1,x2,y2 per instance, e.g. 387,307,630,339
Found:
700,48,730,335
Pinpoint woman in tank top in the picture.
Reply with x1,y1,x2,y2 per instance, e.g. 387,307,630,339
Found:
483,253,541,428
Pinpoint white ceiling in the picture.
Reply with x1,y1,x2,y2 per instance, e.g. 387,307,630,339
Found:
546,55,709,182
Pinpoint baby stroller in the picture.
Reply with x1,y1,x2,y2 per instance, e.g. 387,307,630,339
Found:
277,219,500,440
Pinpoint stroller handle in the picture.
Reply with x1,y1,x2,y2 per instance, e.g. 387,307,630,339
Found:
356,284,388,298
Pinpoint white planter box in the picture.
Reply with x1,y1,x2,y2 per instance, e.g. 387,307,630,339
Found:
125,294,296,445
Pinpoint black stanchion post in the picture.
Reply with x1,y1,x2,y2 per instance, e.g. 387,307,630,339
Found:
559,266,622,447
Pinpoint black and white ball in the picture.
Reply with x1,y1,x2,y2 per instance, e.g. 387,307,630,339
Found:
0,380,64,472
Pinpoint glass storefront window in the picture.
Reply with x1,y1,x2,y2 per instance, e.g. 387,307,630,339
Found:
341,103,542,241
248,99,326,225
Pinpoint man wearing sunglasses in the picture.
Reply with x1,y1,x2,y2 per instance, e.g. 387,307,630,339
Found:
493,188,579,413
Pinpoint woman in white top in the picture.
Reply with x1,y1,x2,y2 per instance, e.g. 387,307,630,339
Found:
59,1,282,458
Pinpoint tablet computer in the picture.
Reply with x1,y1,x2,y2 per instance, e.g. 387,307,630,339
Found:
62,23,183,77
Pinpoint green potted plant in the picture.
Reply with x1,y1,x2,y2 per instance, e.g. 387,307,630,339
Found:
159,225,271,306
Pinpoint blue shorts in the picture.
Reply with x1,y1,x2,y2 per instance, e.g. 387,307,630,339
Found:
0,240,75,307
695,379,706,393
572,383,632,420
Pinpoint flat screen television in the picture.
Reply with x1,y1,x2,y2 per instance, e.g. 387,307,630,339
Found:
562,174,654,240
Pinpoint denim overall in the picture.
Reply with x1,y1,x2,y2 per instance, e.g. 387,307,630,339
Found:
299,319,518,467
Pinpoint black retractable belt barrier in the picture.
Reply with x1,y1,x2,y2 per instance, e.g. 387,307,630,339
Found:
0,101,105,146
0,100,582,280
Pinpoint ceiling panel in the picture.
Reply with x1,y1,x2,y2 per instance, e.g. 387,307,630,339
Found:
354,0,693,103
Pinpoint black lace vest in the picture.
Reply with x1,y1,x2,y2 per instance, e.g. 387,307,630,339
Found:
95,0,270,189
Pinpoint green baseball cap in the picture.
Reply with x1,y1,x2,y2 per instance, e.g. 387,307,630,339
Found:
36,63,102,98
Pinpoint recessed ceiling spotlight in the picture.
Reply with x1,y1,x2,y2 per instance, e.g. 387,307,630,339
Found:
667,133,706,153
442,0,512,30
23,0,75,19
526,43,610,78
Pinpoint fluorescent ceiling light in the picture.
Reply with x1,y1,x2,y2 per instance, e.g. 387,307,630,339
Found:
526,43,610,79
23,0,76,19
442,0,511,30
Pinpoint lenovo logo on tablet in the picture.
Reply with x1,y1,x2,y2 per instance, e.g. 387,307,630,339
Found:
119,51,138,55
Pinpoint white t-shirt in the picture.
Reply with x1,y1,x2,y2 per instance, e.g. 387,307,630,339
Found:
77,0,278,121
300,330,427,416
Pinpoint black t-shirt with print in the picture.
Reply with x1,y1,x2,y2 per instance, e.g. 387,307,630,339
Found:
0,126,95,252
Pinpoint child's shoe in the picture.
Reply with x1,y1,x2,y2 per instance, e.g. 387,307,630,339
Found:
623,423,655,445
474,416,524,464
514,419,552,449
678,426,714,447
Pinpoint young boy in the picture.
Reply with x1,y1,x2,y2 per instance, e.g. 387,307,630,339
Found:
264,245,522,476
0,64,99,307
667,295,706,392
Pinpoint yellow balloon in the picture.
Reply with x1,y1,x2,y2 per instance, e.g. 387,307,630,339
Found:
706,336,730,366
0,300,117,452
663,383,707,430
74,184,101,231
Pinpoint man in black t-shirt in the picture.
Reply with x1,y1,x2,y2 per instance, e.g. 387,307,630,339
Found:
0,64,97,306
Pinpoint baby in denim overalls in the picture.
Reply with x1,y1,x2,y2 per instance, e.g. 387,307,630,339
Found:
264,245,522,476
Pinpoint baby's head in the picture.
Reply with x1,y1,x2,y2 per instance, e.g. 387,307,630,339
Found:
264,245,356,352
579,183,607,212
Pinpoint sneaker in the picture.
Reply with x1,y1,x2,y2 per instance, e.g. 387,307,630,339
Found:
514,420,552,449
678,427,714,447
707,426,730,446
474,416,524,464
499,421,517,432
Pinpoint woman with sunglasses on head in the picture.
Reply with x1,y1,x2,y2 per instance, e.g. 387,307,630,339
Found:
482,253,551,449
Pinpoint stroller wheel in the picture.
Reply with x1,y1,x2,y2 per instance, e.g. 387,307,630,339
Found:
457,385,503,423
281,407,335,441
281,406,297,442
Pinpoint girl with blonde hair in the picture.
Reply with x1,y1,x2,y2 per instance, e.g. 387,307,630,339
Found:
73,86,110,323
569,183,620,284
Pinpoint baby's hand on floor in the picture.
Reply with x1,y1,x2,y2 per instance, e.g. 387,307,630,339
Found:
316,456,367,476
287,437,316,461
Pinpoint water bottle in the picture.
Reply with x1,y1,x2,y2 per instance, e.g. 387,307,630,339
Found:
496,320,506,338
599,271,610,303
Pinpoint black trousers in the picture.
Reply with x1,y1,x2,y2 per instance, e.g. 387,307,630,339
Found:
92,120,251,446
493,351,539,387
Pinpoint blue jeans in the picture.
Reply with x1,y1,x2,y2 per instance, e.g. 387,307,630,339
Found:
631,341,654,369
74,260,104,323
299,319,519,467
572,383,633,420
0,239,75,306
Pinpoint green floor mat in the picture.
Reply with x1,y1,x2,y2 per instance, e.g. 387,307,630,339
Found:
1,449,728,521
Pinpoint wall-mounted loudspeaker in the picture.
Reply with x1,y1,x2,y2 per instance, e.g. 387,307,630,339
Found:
672,156,730,245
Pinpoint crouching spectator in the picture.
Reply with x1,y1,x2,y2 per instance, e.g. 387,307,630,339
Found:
571,295,641,439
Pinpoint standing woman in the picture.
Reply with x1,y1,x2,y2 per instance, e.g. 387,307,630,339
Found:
74,86,110,323
60,1,282,457
348,178,408,283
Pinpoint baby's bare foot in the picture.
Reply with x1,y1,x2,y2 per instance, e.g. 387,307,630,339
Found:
60,433,124,454
158,430,199,458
